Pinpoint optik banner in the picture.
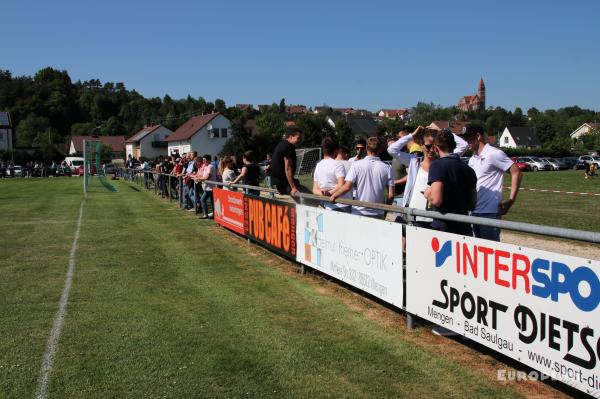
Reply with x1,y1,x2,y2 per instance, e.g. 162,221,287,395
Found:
296,205,404,307
244,195,296,259
405,226,600,398
213,188,245,235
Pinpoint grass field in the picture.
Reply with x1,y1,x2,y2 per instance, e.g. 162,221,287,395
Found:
0,177,543,398
299,169,600,231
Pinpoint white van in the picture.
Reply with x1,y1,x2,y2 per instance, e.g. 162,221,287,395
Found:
64,157,85,172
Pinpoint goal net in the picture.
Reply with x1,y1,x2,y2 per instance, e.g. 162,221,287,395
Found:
295,147,322,176
83,139,117,193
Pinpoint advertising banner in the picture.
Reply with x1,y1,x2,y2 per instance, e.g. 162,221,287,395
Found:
296,205,404,307
244,195,296,259
213,188,245,235
405,226,600,397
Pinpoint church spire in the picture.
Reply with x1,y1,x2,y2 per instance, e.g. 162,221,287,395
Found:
478,77,486,110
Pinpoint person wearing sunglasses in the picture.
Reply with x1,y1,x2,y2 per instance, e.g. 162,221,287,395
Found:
349,139,367,162
387,126,438,227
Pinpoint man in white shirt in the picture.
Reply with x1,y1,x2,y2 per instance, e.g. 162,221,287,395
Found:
331,137,394,219
462,124,523,241
313,137,351,212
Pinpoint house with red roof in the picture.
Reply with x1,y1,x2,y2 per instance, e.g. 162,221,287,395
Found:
69,135,125,158
286,105,308,114
166,113,231,157
125,125,173,160
377,109,411,121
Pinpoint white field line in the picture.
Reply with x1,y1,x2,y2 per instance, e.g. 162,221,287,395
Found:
503,186,600,196
34,199,85,399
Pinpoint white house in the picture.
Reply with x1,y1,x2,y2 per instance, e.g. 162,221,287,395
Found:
570,123,600,140
0,112,13,151
125,125,172,160
499,126,541,149
69,135,125,158
166,113,231,157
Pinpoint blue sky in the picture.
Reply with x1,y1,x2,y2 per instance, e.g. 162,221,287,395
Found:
3,0,600,111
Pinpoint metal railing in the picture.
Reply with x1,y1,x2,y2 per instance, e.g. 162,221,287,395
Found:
122,168,600,244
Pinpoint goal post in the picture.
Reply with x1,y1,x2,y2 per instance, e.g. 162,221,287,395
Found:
295,147,322,176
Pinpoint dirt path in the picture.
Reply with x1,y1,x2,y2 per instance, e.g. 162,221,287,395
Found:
502,231,600,260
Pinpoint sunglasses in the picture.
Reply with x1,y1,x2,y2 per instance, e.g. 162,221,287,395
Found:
355,146,365,150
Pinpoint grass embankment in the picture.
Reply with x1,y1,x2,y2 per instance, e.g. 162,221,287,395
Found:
0,177,542,398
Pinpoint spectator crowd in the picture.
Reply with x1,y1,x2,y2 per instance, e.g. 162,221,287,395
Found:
132,123,523,242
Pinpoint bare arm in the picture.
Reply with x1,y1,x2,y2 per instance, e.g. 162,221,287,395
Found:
312,180,322,196
500,164,523,215
230,166,247,184
284,157,297,194
330,181,352,202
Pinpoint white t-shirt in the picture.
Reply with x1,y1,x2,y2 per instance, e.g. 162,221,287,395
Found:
468,144,514,214
407,167,432,222
344,156,393,216
313,158,351,209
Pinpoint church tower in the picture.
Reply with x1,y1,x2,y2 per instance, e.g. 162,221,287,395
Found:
478,78,486,111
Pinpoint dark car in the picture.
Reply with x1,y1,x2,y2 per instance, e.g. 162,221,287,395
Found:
560,157,579,169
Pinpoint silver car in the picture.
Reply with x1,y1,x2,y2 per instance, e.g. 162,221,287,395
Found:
520,157,552,171
542,157,567,170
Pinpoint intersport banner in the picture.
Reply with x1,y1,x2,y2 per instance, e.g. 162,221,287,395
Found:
244,195,296,259
405,226,600,398
296,205,404,307
213,188,245,235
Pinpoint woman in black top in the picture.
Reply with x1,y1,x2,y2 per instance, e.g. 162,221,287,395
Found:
230,150,261,196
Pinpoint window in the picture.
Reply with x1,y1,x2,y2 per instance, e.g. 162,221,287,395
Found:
504,136,509,144
211,128,219,138
221,128,228,138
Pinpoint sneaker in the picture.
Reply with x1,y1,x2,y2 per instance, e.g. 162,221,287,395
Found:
187,208,195,212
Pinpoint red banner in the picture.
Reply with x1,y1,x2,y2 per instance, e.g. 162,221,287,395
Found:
213,188,245,235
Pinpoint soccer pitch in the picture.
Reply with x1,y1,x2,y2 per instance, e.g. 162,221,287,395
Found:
0,177,572,398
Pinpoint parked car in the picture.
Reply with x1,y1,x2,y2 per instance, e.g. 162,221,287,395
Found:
64,157,85,173
76,165,97,176
8,165,23,177
560,157,579,169
512,157,532,171
575,155,600,170
542,157,568,171
103,163,117,174
518,156,552,171
55,165,72,176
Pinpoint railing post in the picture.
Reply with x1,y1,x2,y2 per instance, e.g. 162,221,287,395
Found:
167,174,171,202
193,180,198,214
298,194,306,274
179,177,183,209
404,207,416,330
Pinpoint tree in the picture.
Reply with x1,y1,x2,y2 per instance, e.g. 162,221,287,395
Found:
214,98,226,114
15,114,50,146
279,98,286,114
